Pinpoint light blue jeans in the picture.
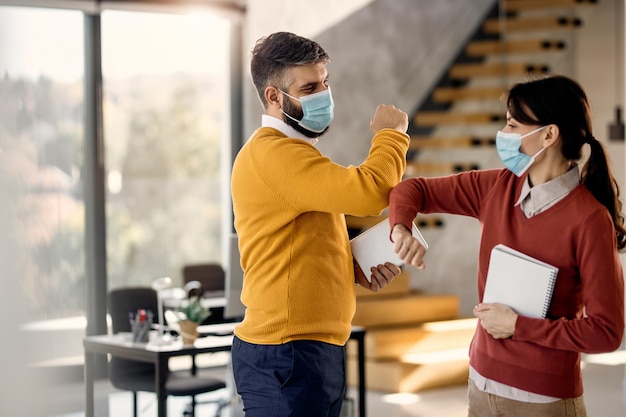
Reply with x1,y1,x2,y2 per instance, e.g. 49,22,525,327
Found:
467,379,587,417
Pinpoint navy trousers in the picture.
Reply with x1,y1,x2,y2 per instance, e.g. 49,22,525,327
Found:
231,336,346,417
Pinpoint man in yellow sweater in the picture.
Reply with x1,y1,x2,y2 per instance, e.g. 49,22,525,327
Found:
231,31,410,417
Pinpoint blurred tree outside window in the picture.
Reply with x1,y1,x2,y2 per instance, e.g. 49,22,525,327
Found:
101,10,230,290
0,6,85,322
0,6,231,322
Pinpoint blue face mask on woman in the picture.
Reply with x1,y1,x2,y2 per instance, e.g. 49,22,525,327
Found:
280,87,335,133
495,125,548,177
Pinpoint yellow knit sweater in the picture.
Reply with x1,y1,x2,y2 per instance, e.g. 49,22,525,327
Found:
231,127,409,345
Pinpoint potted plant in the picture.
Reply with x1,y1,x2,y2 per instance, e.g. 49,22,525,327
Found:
175,296,210,345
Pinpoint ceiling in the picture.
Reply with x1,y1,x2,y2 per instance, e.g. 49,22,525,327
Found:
101,0,247,12
0,0,247,14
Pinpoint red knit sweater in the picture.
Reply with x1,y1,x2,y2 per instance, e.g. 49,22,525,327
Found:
389,168,624,398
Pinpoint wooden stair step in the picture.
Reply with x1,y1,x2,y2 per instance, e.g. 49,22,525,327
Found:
432,85,505,103
449,62,549,79
415,216,445,229
347,351,469,392
410,136,495,150
402,347,470,365
466,39,566,57
347,214,444,229
352,293,459,328
414,111,504,126
502,0,597,13
484,16,583,34
405,161,480,177
347,318,477,359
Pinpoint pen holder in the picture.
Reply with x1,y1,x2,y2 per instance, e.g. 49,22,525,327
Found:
131,319,151,343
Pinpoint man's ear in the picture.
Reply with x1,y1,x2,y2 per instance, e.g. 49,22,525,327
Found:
265,86,282,110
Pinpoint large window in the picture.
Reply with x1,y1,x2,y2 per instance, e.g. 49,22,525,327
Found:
0,4,231,318
0,4,234,415
0,6,85,322
101,10,230,290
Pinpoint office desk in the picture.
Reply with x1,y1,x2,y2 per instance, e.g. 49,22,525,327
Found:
84,325,366,417
83,333,232,417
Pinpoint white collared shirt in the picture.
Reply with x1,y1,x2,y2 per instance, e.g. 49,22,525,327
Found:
261,114,318,144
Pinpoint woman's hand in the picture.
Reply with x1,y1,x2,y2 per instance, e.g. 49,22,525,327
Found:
473,303,518,339
354,260,401,292
391,224,426,269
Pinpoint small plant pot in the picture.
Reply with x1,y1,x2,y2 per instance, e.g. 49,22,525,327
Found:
178,320,199,345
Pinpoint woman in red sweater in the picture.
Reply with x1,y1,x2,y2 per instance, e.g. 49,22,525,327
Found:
389,75,625,417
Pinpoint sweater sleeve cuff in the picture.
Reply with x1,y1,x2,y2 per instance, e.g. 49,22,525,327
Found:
513,314,539,341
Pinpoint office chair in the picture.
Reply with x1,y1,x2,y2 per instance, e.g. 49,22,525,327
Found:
108,287,228,417
182,263,230,324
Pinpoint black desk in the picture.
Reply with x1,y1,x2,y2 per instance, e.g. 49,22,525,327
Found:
83,333,232,417
84,324,366,417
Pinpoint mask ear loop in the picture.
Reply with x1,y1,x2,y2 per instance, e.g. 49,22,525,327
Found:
278,89,302,124
530,123,553,159
522,125,549,163
516,128,548,177
279,89,301,102
529,145,546,161
520,124,549,139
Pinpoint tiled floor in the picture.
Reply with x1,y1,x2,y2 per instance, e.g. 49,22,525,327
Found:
51,353,625,417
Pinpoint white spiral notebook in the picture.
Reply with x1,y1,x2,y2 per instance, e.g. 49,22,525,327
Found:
350,217,428,282
483,244,558,319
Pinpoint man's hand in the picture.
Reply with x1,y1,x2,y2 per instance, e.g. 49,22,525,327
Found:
473,303,518,339
355,261,401,292
370,104,408,133
391,224,426,269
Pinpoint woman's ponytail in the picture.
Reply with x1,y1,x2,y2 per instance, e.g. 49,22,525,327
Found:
581,135,626,251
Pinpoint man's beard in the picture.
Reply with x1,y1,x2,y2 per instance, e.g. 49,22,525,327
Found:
282,97,329,139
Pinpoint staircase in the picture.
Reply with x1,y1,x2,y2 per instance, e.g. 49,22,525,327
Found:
346,272,476,392
408,0,598,178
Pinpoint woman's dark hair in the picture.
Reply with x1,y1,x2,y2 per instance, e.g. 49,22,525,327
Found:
250,32,330,108
506,75,626,251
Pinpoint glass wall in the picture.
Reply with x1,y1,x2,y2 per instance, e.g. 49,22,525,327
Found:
101,10,230,290
0,6,86,322
0,3,233,415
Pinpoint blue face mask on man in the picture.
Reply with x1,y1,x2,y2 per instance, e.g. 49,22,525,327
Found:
495,125,548,177
280,87,334,133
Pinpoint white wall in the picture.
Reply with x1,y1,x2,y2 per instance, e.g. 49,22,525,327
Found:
243,0,494,167
243,0,375,141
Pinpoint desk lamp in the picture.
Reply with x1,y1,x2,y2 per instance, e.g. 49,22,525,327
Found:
183,280,202,298
151,276,172,346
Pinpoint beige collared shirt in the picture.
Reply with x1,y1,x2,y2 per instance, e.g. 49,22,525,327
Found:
515,165,581,218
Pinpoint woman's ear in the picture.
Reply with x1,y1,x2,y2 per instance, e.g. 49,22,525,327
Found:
544,124,560,147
